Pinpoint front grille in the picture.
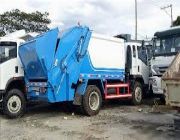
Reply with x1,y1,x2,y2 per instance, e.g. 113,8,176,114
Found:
158,66,168,75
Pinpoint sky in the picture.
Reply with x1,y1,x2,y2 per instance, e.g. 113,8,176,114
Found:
0,0,180,40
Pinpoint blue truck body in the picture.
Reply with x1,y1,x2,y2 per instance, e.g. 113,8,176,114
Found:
19,26,125,103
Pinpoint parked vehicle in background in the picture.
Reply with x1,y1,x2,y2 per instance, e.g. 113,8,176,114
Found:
149,26,180,101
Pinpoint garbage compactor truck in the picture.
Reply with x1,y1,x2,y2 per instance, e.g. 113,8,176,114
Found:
3,25,149,118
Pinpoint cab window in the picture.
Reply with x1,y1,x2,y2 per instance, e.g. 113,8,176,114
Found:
0,41,17,64
132,45,136,57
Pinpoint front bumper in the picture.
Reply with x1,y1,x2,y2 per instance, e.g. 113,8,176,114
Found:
149,76,163,95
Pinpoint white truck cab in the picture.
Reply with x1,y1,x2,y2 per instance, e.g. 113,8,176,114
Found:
125,42,149,93
0,31,37,118
0,37,25,99
115,34,150,98
149,26,180,101
0,37,24,91
150,56,175,94
125,42,149,85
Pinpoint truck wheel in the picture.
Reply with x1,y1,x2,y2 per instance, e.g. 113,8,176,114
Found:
3,89,26,118
82,85,102,116
132,82,143,105
159,95,166,105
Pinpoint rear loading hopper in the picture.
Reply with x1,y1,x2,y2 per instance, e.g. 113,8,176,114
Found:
19,26,91,102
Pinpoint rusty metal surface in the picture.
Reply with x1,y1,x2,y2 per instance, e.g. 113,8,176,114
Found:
162,53,180,107
162,53,180,80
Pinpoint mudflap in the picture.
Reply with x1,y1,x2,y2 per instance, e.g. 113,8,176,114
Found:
73,80,88,105
0,92,3,110
73,92,82,105
0,102,2,110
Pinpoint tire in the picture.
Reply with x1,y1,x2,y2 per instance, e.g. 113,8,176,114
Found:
82,85,102,116
145,85,154,98
159,95,166,105
3,89,26,118
132,82,143,105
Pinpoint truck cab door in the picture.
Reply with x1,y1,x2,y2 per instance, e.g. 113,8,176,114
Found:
137,46,149,84
131,45,138,75
126,45,132,74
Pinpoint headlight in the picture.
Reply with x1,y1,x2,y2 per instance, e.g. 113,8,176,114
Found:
149,78,157,86
152,79,157,86
151,65,159,75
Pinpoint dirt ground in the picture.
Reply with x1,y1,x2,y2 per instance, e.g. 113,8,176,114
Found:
0,99,180,140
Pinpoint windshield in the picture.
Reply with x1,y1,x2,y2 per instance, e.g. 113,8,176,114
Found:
154,36,180,56
0,41,17,63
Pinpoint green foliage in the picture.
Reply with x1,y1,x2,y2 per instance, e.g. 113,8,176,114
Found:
173,16,180,26
0,9,51,36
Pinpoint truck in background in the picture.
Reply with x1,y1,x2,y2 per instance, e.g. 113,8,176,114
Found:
149,26,180,101
116,34,150,97
1,25,149,118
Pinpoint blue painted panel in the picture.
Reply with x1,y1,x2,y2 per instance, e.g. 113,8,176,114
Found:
26,88,55,102
19,41,47,79
48,26,91,102
19,28,59,79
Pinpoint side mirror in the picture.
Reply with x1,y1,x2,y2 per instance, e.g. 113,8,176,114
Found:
142,40,145,48
152,38,156,59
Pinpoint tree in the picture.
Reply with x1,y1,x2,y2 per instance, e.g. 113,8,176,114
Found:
0,9,51,36
173,16,180,26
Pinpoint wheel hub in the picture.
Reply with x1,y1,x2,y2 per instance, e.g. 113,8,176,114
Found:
89,91,99,111
7,95,21,114
135,87,142,102
12,102,17,108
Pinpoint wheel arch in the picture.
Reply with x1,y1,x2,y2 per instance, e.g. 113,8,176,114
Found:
87,79,104,98
132,75,148,99
73,79,104,106
135,76,144,85
5,77,26,94
129,75,145,95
